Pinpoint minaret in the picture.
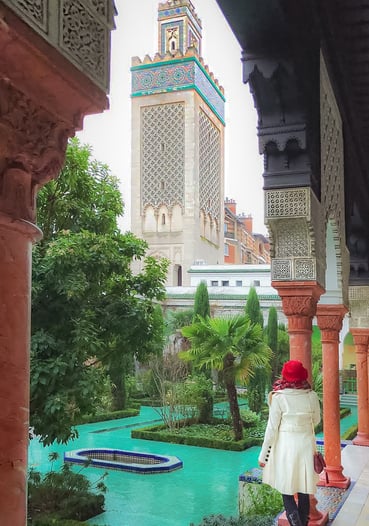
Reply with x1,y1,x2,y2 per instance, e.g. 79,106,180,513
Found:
131,0,225,286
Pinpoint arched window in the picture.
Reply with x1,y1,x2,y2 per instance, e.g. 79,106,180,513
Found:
162,213,166,225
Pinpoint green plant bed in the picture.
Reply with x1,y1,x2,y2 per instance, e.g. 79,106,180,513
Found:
131,419,265,451
190,514,276,526
27,463,106,525
76,408,139,424
342,424,358,441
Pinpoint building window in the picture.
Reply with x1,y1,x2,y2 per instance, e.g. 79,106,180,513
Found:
236,280,242,287
211,280,218,286
162,214,166,225
224,243,229,256
252,280,260,287
222,280,229,287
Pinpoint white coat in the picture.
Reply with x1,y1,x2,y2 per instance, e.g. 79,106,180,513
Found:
258,388,321,495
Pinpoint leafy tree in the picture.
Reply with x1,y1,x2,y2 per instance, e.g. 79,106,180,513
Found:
193,281,210,320
31,138,168,444
245,287,268,412
181,315,271,440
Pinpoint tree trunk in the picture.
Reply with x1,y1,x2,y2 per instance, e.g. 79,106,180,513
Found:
223,353,243,440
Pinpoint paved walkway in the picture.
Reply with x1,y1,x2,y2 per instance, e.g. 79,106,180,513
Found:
332,444,369,525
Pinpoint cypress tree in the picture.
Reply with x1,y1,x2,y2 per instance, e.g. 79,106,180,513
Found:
245,286,264,327
267,307,279,382
193,281,210,321
245,287,268,412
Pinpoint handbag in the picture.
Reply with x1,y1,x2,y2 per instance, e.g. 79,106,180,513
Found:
313,451,326,474
309,399,329,483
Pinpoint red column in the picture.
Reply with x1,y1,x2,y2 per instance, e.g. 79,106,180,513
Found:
272,281,324,382
0,214,41,525
316,305,350,488
351,329,369,446
274,281,328,526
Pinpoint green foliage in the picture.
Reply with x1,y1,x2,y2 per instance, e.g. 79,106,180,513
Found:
193,281,211,320
131,420,265,451
245,287,264,328
28,463,106,524
266,307,279,383
241,483,283,518
191,514,276,526
240,409,260,428
31,138,168,444
176,374,214,424
245,289,269,412
181,315,271,441
165,309,195,335
76,408,139,425
342,424,358,441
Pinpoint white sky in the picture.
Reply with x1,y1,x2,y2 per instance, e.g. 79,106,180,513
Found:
77,0,266,234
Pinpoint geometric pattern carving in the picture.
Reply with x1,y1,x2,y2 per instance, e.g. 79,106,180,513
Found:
349,286,369,328
295,258,316,280
141,103,185,211
276,219,309,257
272,259,292,280
4,0,47,30
199,109,221,221
265,188,309,218
61,0,107,86
320,53,348,305
2,0,114,91
265,187,324,282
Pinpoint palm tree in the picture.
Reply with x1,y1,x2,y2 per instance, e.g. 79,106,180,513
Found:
181,315,271,441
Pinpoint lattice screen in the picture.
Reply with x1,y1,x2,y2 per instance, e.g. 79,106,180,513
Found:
141,103,185,210
199,109,221,220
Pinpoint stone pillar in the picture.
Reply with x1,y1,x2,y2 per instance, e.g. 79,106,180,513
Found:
0,82,70,524
316,305,350,488
0,213,41,525
351,329,369,446
272,281,324,382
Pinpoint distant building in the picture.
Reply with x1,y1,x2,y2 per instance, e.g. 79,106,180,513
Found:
130,0,225,286
224,198,270,265
164,264,285,323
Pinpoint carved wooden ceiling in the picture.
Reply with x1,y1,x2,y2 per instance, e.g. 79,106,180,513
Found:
216,0,369,285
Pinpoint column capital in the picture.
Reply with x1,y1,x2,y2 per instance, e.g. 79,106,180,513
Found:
351,328,369,349
0,79,72,223
316,304,348,342
272,280,324,321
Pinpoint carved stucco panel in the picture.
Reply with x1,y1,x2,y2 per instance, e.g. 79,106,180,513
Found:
265,187,325,283
349,286,369,328
2,0,115,91
320,52,348,305
0,80,72,221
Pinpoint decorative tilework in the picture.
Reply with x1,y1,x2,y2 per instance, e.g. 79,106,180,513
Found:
65,448,183,474
160,20,184,54
131,57,225,123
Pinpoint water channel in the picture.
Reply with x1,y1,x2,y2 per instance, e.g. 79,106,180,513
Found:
28,404,357,526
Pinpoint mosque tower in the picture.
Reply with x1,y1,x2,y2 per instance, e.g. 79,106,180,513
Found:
130,0,225,286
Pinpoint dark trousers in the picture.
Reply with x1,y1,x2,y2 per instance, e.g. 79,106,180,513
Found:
282,493,310,526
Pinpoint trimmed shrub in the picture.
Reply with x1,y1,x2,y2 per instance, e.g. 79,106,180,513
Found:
342,424,358,441
131,420,264,451
76,408,139,424
190,514,276,526
240,409,260,428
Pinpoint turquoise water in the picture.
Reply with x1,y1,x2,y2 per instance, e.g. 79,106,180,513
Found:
29,405,259,526
28,403,357,526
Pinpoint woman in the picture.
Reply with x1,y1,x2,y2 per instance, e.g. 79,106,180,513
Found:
258,360,321,526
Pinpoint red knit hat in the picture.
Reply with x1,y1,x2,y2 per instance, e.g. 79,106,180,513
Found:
281,360,308,382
